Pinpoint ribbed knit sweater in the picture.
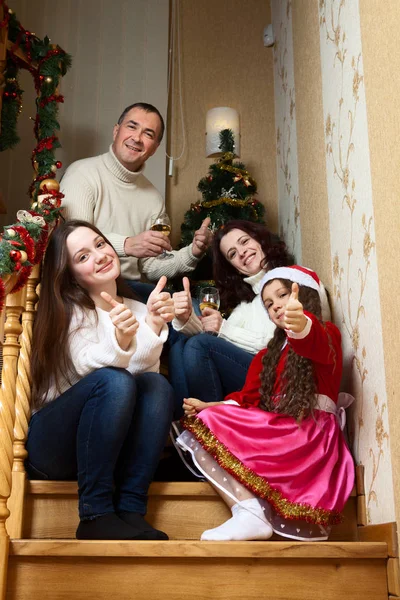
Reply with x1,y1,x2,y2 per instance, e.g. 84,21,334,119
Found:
41,298,168,407
60,146,200,281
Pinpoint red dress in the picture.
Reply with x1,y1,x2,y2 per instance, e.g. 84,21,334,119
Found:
179,312,355,541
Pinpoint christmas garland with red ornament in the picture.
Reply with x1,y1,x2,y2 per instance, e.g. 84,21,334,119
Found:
0,1,71,308
0,185,63,310
0,0,71,201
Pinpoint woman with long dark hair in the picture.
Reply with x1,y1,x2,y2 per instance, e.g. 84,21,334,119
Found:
27,220,174,541
169,220,295,415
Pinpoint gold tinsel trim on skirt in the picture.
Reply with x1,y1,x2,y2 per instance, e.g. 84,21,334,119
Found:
182,416,342,526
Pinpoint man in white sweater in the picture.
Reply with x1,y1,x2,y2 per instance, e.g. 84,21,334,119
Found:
60,102,211,296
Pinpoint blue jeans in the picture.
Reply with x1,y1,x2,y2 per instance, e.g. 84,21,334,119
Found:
26,368,174,519
168,334,254,418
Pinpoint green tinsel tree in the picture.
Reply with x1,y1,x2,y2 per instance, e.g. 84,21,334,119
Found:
178,129,265,281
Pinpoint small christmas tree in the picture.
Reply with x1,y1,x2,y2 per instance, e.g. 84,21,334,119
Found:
179,129,265,248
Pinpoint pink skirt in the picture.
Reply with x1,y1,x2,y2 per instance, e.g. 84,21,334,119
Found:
181,404,354,539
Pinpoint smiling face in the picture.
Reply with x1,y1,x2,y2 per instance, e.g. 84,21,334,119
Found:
112,107,161,172
66,226,120,295
262,279,291,328
219,228,265,276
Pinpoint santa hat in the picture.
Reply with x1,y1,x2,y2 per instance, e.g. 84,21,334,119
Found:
260,265,331,321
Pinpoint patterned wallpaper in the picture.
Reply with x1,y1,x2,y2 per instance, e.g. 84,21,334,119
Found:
271,0,395,524
271,0,301,261
319,0,394,524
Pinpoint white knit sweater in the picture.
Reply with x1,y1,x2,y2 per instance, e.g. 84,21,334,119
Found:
42,298,168,405
60,146,200,281
172,270,276,354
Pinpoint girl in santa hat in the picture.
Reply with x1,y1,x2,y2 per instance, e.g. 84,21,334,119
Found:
176,265,355,542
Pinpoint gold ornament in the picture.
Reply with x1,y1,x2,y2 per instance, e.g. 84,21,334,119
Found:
45,76,53,84
31,203,38,210
51,165,57,173
20,251,28,263
33,160,39,173
39,179,59,192
6,229,16,238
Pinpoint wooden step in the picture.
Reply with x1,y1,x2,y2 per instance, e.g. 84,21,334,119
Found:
6,540,388,600
23,481,358,541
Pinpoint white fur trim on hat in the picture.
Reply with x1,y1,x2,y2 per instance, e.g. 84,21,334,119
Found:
260,265,331,321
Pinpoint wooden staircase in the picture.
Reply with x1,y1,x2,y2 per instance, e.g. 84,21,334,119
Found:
3,478,393,599
0,224,394,599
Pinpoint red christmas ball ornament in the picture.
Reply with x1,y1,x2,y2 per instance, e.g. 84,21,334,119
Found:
43,209,50,216
10,250,22,262
14,262,22,272
56,161,62,169
39,75,45,81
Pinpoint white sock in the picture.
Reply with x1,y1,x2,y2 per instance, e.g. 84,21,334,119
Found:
201,498,273,541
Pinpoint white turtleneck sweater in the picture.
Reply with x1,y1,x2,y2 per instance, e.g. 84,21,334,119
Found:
60,146,200,281
172,270,276,354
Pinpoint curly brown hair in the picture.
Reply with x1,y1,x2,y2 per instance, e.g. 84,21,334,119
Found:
259,280,325,421
212,220,293,310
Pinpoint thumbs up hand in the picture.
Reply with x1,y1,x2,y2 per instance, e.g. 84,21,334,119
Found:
100,291,139,350
283,283,308,333
147,276,175,327
172,277,193,324
192,217,213,257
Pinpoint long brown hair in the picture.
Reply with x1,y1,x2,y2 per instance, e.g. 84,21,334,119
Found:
259,279,327,421
31,220,138,410
212,220,293,310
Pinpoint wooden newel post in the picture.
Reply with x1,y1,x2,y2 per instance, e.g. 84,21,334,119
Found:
0,278,24,599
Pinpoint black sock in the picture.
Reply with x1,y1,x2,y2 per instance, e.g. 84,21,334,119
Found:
76,513,167,541
118,511,169,540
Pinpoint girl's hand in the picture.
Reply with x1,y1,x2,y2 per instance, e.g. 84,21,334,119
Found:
173,277,192,324
100,292,139,350
201,307,223,334
146,276,175,333
183,397,210,416
284,283,308,333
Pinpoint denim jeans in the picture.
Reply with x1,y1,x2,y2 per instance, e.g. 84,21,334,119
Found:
26,368,174,519
168,334,254,418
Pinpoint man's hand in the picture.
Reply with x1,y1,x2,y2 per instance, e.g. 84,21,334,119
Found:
192,217,212,258
100,292,139,350
284,282,308,333
124,230,172,258
201,306,223,334
173,277,192,324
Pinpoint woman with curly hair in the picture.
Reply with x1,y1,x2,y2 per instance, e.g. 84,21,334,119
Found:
175,265,354,541
169,220,297,415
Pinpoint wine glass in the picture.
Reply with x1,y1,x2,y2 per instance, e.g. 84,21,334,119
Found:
199,287,220,313
150,212,173,259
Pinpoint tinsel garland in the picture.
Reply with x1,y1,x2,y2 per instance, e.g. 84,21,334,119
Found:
0,0,72,200
201,196,258,219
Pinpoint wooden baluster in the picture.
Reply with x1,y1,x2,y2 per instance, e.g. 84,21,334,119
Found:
7,266,40,538
0,282,24,599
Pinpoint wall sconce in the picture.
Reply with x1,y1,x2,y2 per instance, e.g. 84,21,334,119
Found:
206,107,240,157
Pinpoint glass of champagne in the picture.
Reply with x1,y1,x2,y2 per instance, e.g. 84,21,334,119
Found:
199,287,220,313
150,212,173,259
